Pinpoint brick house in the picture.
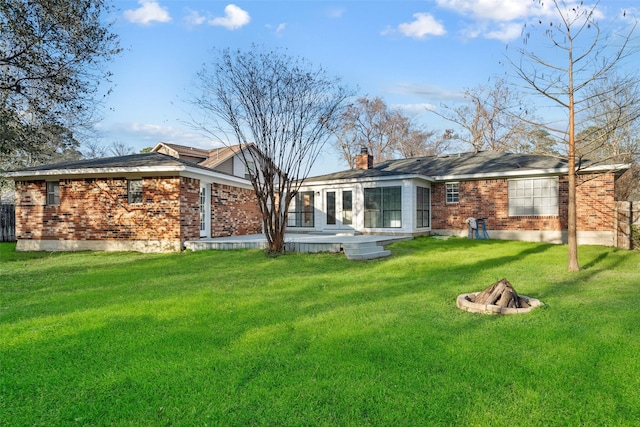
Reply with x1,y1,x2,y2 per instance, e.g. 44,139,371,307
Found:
7,145,262,252
292,149,630,246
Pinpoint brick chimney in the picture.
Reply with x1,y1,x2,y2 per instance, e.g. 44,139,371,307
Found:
355,147,373,170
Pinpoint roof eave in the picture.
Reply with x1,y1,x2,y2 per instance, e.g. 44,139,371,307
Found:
302,173,434,186
6,165,253,189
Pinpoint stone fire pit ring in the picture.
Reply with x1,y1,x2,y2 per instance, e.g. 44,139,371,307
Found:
457,292,544,315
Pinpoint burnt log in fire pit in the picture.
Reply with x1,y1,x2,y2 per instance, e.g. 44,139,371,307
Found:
457,278,543,315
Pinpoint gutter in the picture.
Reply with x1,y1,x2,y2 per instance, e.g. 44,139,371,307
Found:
5,165,253,189
302,163,631,186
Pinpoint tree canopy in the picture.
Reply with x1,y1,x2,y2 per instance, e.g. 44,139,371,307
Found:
333,97,447,168
0,0,120,163
190,46,353,253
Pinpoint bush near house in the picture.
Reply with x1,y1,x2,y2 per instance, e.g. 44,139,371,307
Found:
1,238,639,426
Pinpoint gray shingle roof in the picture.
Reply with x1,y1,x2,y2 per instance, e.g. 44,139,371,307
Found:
307,151,581,182
9,152,222,175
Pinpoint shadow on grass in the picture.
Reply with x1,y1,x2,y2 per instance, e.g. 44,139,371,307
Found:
4,239,640,425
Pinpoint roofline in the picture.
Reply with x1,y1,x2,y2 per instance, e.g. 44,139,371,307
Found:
434,162,629,181
303,163,630,186
5,164,253,189
302,174,434,186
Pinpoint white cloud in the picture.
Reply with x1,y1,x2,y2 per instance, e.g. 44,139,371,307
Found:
266,23,286,34
434,0,607,42
183,8,206,27
435,0,536,21
484,22,523,42
392,13,447,39
123,0,171,25
327,7,346,19
210,4,250,30
386,82,465,103
394,103,438,114
97,122,214,149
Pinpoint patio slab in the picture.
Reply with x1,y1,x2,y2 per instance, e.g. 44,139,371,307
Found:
184,233,412,259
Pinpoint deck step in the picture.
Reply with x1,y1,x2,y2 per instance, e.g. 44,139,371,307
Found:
343,242,391,260
345,249,391,260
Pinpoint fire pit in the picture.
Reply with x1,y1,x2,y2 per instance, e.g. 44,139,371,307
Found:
457,278,543,315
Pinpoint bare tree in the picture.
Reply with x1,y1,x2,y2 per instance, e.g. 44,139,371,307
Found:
109,141,135,157
428,78,532,153
82,140,109,159
396,127,444,158
333,96,442,167
333,97,398,165
509,0,638,271
190,46,352,254
578,73,640,200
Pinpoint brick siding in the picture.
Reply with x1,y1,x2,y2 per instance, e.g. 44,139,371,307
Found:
15,176,194,242
14,176,262,249
210,183,262,237
431,172,617,233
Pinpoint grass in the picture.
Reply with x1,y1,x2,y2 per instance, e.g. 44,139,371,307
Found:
1,237,639,426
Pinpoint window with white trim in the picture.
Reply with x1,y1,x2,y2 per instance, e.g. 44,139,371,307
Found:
364,186,402,228
416,186,430,228
46,181,60,206
508,177,558,216
446,182,459,203
288,191,314,227
128,179,143,204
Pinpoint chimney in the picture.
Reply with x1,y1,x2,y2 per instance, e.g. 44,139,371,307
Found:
355,147,373,170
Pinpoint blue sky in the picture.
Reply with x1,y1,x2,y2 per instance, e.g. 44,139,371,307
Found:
99,1,637,174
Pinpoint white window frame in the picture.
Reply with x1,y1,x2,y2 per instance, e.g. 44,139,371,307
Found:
508,177,559,216
199,184,211,237
287,191,315,228
416,186,431,228
364,186,402,229
446,182,459,204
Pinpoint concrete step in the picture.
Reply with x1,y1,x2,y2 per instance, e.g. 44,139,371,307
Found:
343,241,391,260
345,248,391,260
342,241,380,250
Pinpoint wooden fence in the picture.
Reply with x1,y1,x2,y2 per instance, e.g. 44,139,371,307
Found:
1,204,16,242
615,201,640,250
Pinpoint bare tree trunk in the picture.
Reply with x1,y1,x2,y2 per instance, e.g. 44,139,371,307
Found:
567,48,580,272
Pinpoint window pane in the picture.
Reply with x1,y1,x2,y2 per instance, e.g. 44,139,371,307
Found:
288,191,314,227
364,188,382,228
416,187,430,228
47,181,60,206
302,193,314,227
342,191,352,225
508,177,558,217
326,191,336,225
128,179,142,204
365,187,401,228
446,182,459,203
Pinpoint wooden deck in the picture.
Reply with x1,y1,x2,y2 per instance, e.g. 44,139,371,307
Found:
184,233,412,260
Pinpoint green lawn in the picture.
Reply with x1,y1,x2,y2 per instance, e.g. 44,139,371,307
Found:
1,238,639,426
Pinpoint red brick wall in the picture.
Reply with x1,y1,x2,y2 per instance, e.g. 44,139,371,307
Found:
179,177,200,241
15,176,196,242
210,183,262,237
431,172,617,233
576,173,616,231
